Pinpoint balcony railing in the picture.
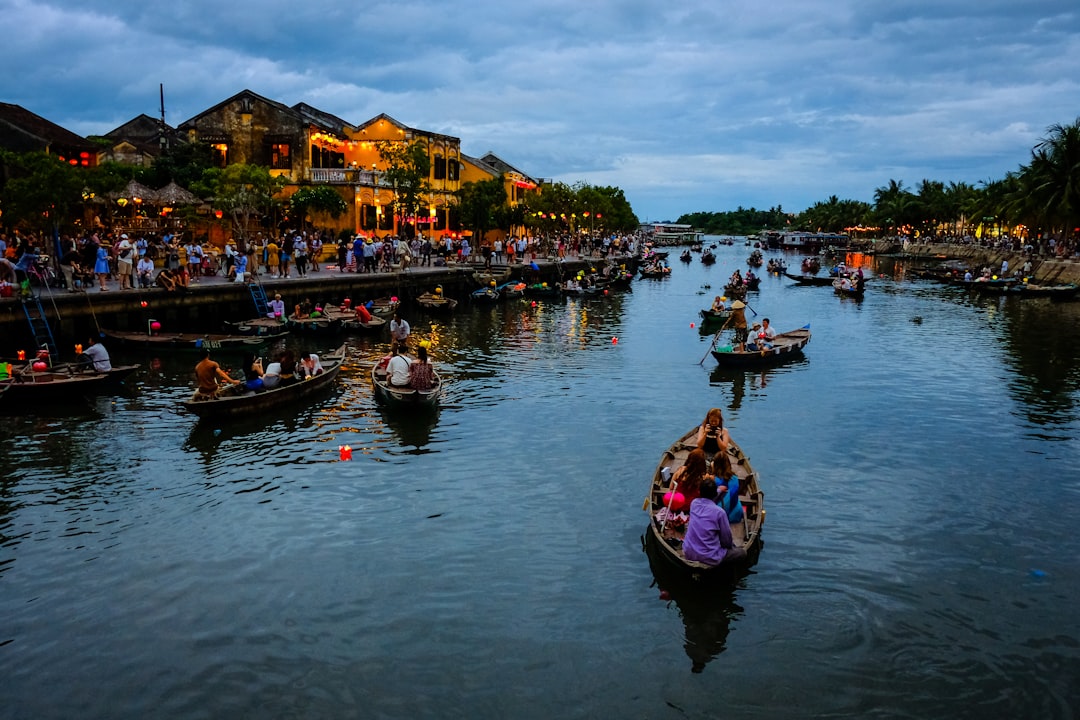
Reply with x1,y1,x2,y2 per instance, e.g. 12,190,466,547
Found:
307,168,381,185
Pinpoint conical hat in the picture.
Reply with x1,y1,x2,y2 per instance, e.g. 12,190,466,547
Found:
731,300,746,309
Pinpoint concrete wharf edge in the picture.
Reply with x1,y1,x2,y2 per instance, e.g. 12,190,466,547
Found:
0,256,626,351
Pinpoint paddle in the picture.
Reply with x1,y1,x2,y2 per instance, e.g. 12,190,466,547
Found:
699,324,728,365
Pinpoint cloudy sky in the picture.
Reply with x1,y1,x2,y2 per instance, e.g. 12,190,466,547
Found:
2,0,1077,221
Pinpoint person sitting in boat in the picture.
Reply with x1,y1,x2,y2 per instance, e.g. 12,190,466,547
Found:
193,348,241,400
355,302,373,324
277,350,299,387
82,336,112,372
710,296,726,313
760,318,777,346
712,450,744,524
839,276,852,291
262,353,283,389
681,478,747,566
729,269,743,287
241,352,265,392
300,352,324,378
854,271,866,293
268,293,285,320
386,344,412,387
663,448,710,512
408,343,436,391
696,408,731,459
746,323,764,350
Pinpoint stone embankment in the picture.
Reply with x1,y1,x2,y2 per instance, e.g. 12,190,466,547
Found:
887,243,1080,284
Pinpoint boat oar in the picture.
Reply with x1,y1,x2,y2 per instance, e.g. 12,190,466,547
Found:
699,317,732,365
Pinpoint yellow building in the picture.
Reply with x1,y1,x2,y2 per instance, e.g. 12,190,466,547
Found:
177,89,540,239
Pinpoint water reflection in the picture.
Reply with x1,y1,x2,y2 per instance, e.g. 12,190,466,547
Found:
645,538,747,673
377,406,439,452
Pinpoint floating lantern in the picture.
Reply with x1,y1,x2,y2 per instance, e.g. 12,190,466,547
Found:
17,350,26,361
140,301,148,308
530,301,537,307
612,337,618,345
690,323,695,329
339,445,353,461
75,344,83,354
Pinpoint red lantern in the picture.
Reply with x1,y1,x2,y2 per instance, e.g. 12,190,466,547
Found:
32,360,48,372
17,350,26,361
150,321,162,332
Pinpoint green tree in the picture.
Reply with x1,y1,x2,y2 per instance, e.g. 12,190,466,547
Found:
289,186,347,230
0,150,85,234
192,164,286,249
375,140,431,238
1022,118,1080,239
456,176,507,244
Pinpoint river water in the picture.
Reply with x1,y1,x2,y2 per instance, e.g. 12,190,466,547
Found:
2,239,1079,719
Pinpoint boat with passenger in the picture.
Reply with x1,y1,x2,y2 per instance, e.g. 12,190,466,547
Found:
644,426,764,581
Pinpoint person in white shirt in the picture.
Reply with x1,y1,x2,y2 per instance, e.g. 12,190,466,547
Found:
82,336,112,372
386,345,411,387
389,312,410,350
268,293,285,319
136,256,154,288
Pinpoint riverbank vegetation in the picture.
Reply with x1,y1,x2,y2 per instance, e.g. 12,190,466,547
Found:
678,117,1080,242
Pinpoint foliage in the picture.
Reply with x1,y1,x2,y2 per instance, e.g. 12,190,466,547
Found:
134,142,217,191
677,207,791,235
375,140,431,236
0,150,85,232
525,181,638,234
289,185,348,229
192,164,287,248
456,176,506,243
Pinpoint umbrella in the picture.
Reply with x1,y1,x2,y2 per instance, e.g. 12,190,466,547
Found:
153,181,200,206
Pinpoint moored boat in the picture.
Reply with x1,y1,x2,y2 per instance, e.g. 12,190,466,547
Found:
1007,282,1080,300
0,369,113,403
224,316,291,338
709,325,811,367
416,288,459,313
644,427,764,581
181,344,346,419
101,329,271,351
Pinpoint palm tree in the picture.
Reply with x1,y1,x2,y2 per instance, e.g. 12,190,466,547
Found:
1023,118,1080,240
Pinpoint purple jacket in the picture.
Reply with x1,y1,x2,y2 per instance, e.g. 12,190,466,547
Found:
682,497,734,565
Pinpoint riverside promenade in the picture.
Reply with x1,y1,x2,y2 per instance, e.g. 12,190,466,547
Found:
893,242,1080,283
0,253,622,355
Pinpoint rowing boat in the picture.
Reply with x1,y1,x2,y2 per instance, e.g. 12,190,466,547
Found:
644,427,764,581
181,344,346,419
709,326,811,367
371,359,442,409
101,329,271,351
783,272,834,286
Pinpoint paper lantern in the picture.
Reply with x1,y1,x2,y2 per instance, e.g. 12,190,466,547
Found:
339,445,353,461
150,321,162,332
32,360,48,372
343,298,352,307
75,344,83,354
17,350,26,361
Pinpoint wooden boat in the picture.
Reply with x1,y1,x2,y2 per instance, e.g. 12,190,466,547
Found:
368,296,401,318
679,250,693,263
523,282,560,298
286,312,342,333
710,325,811,367
746,251,763,267
470,286,502,303
701,250,716,265
963,277,1021,294
416,290,458,313
832,278,865,298
102,329,270,351
801,257,821,273
783,272,835,286
320,306,387,333
1007,282,1080,300
0,360,136,403
223,316,291,338
496,280,527,299
644,427,764,580
766,258,787,274
723,282,747,300
371,359,442,408
181,344,346,419
639,264,672,278
470,267,512,286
